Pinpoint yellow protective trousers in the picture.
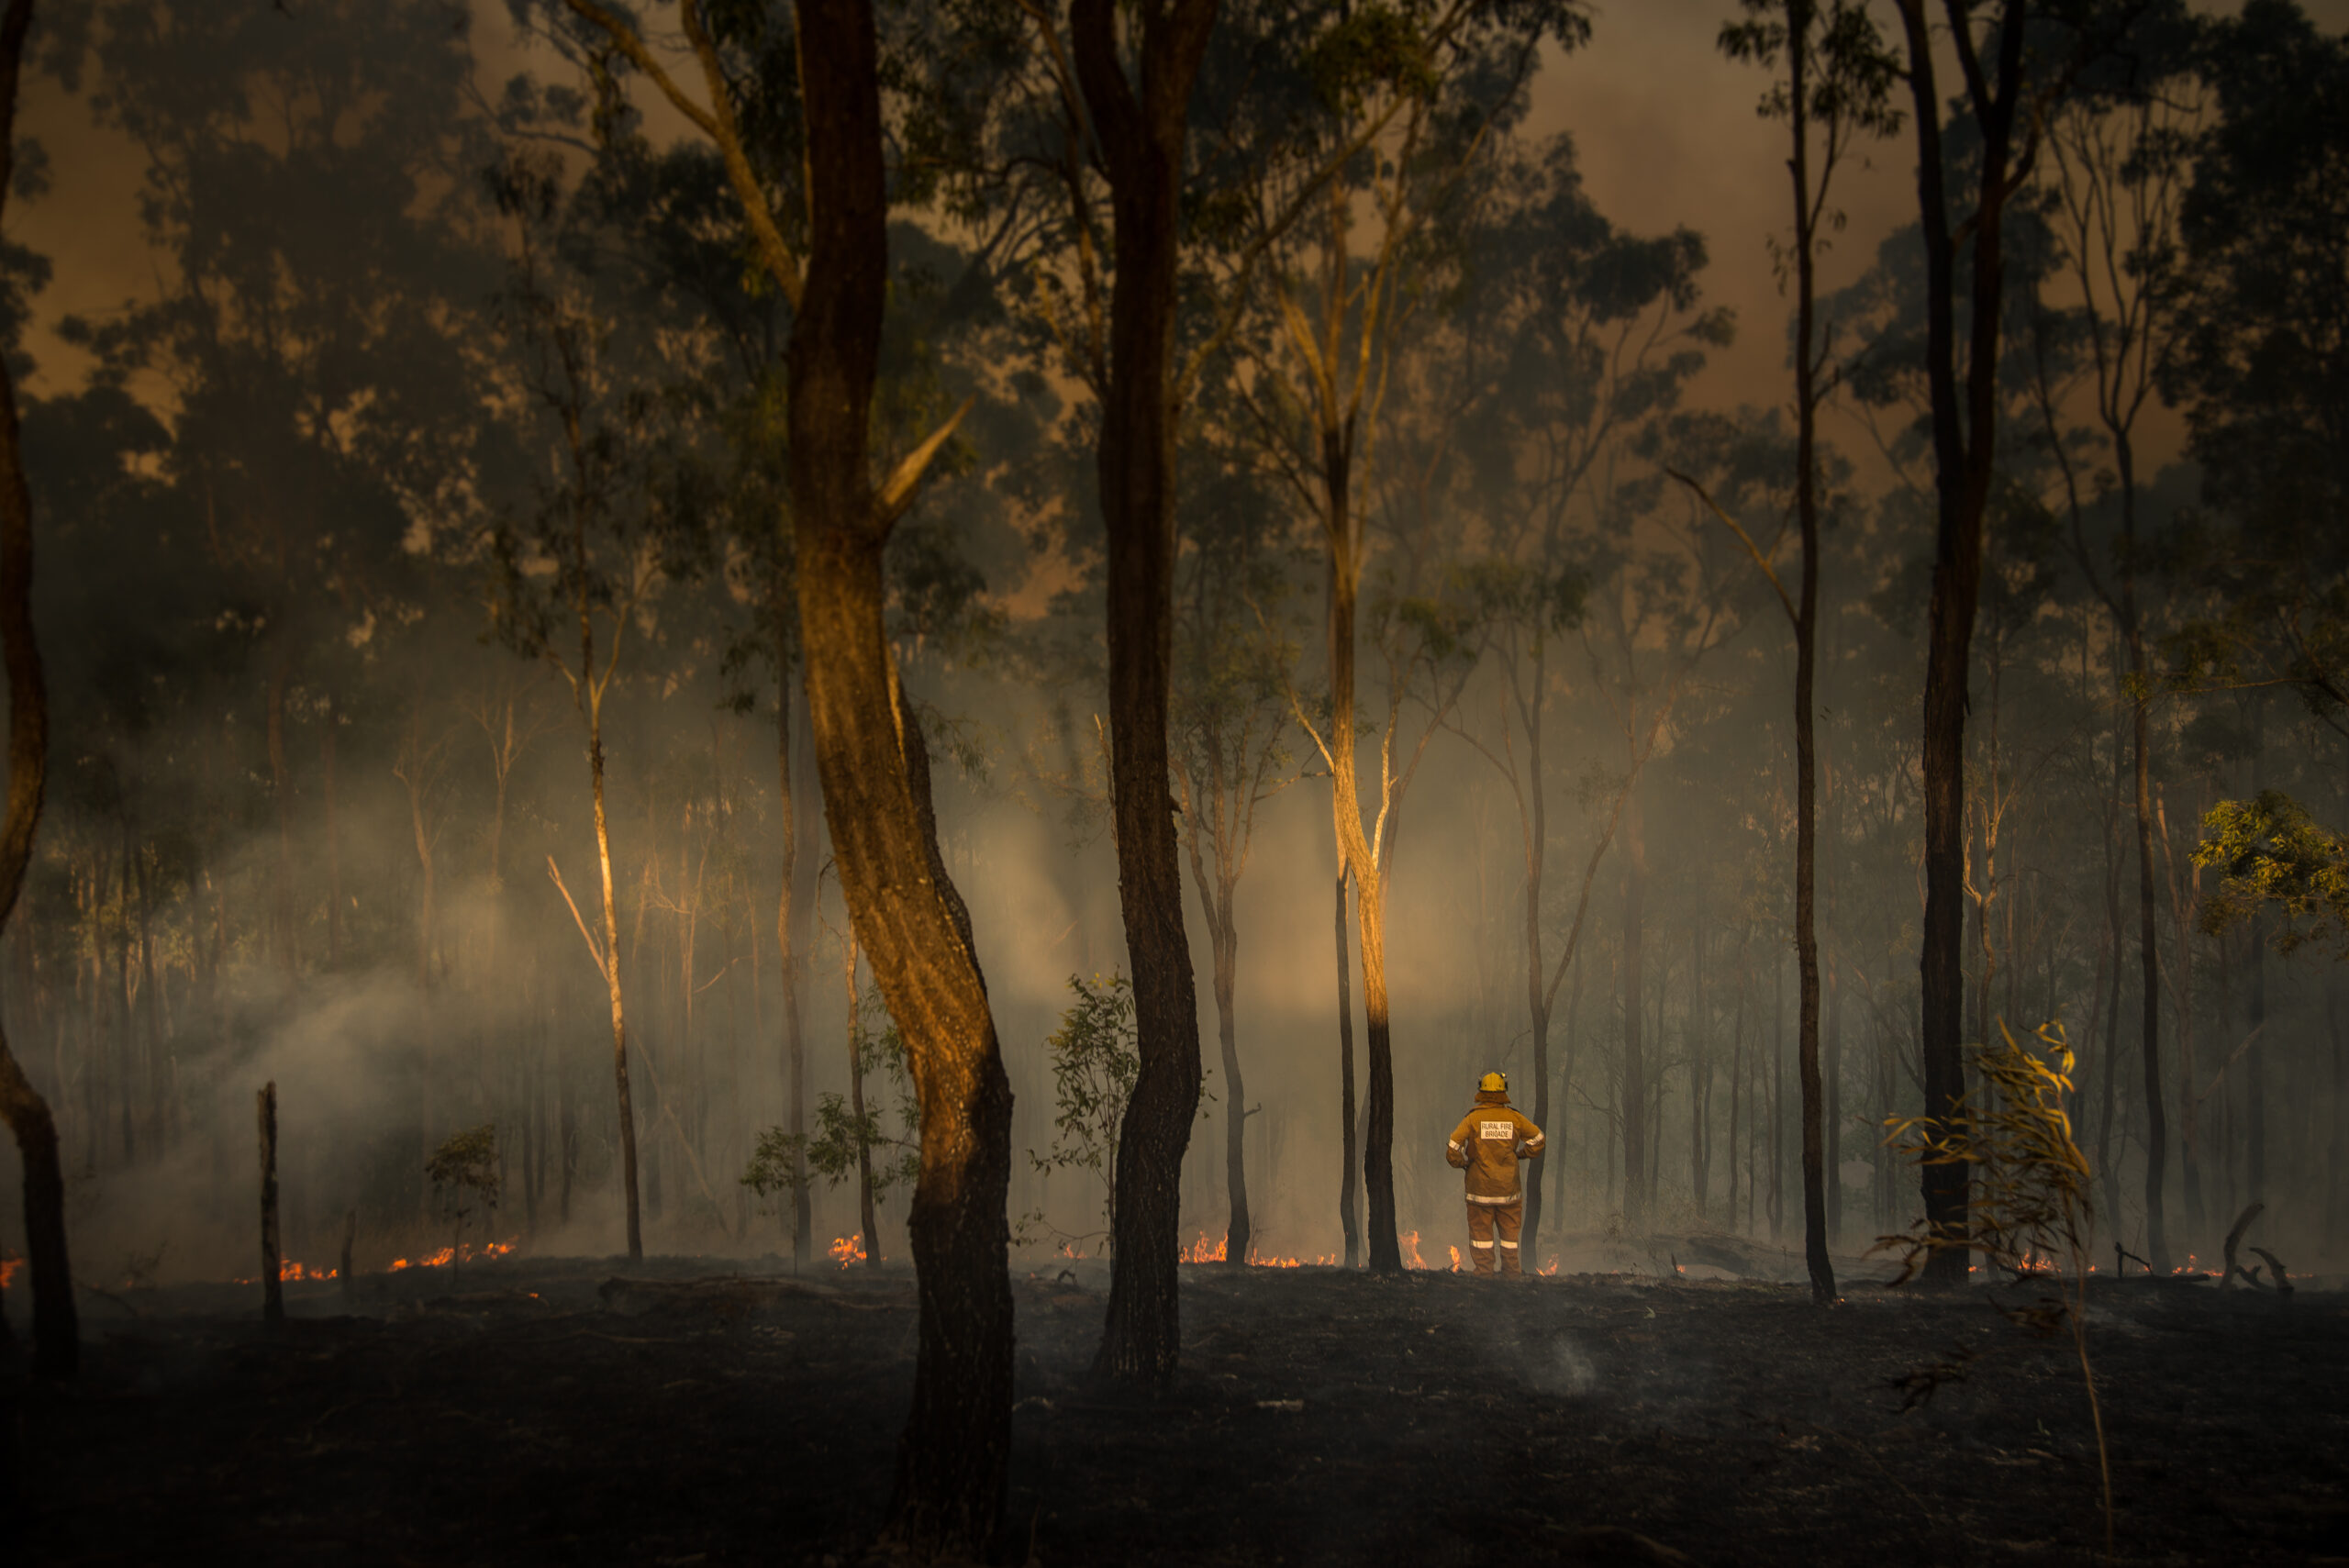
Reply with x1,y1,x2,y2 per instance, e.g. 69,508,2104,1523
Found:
1465,1198,1524,1275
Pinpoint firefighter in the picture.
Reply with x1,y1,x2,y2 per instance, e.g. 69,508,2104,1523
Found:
1445,1071,1544,1276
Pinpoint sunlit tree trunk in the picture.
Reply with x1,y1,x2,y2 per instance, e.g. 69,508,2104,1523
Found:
789,2,1015,1546
1335,869,1359,1266
584,614,641,1260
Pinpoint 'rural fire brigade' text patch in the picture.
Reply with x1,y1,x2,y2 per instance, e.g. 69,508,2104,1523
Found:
1479,1121,1512,1140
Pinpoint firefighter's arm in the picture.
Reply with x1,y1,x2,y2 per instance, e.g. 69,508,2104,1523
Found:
1518,1117,1546,1159
1445,1118,1472,1170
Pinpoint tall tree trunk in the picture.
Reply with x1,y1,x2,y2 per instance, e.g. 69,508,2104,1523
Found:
259,1081,284,1329
791,3,1014,1546
1073,0,1218,1388
1897,0,2029,1288
1689,921,1708,1221
1316,415,1401,1271
1523,689,1552,1259
0,0,73,1377
1336,869,1359,1267
587,706,641,1259
1620,788,1648,1233
1772,943,1786,1241
774,608,812,1269
323,709,342,969
843,929,881,1268
1210,900,1250,1265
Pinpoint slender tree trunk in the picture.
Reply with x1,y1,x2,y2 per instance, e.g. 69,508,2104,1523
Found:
1520,636,1554,1258
1074,0,1218,1387
792,4,1015,1544
2129,670,2165,1268
1336,870,1360,1266
323,711,342,969
1772,943,1786,1241
843,929,881,1268
1621,789,1648,1233
2246,917,2266,1200
0,0,69,1362
114,832,135,1163
1898,0,2027,1289
259,1081,284,1329
775,616,812,1269
1689,922,1708,1221
2097,704,2124,1209
1211,902,1250,1265
588,708,641,1260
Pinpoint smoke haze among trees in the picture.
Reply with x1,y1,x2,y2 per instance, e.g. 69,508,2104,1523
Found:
2,0,2345,1398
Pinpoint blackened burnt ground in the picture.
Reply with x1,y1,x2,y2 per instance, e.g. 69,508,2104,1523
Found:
8,1257,2346,1566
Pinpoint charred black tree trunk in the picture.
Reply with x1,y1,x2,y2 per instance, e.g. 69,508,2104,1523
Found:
259,1081,284,1329
790,3,1015,1551
1074,0,1219,1391
0,0,73,1380
1896,0,2030,1288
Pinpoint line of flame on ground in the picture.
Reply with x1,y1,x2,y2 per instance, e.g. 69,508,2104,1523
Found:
829,1234,867,1267
389,1239,518,1272
1175,1232,1337,1267
223,1237,518,1286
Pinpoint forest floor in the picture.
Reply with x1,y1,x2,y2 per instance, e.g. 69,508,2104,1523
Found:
6,1246,2347,1567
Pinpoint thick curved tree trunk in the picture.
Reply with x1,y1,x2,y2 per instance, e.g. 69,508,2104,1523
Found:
0,0,73,1381
791,4,1014,1551
1073,0,1218,1389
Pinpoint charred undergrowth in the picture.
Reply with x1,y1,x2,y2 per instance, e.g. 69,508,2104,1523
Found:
8,1258,2346,1566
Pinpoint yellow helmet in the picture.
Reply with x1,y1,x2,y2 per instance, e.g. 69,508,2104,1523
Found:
1478,1071,1507,1094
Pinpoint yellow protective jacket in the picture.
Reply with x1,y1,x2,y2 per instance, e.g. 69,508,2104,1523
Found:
1446,1090,1544,1204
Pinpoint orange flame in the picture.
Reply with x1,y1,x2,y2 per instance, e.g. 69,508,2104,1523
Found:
1058,1241,1085,1261
829,1234,867,1267
1180,1231,1229,1263
1448,1245,1462,1272
0,1256,21,1290
386,1237,518,1273
231,1256,340,1285
1541,1256,1559,1276
1401,1229,1426,1269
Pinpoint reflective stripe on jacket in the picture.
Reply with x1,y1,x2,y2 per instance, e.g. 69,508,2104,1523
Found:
1445,1090,1543,1202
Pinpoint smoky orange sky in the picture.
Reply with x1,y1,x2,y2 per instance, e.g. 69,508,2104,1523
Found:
13,1,2347,472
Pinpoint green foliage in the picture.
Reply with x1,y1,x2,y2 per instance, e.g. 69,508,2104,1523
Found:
1718,0,1905,144
1876,1022,2114,1551
741,986,920,1205
427,1124,500,1229
1026,973,1141,1243
1878,1022,2093,1285
2194,790,2349,958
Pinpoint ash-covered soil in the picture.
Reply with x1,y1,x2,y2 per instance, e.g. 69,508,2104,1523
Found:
7,1252,2346,1566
